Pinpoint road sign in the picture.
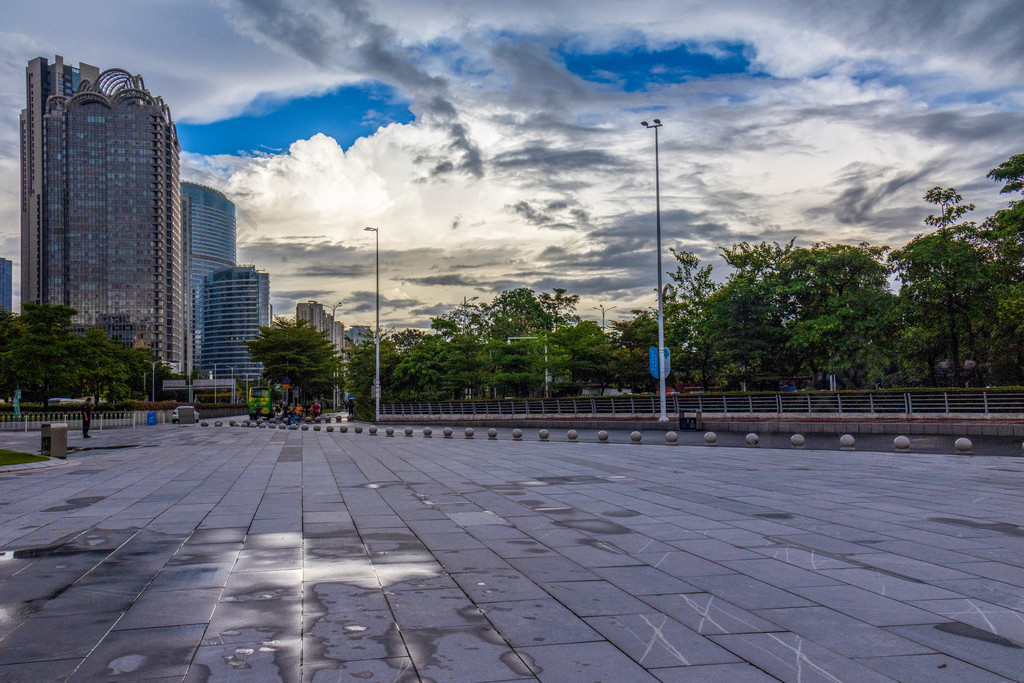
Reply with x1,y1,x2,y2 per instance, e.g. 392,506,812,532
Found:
649,346,670,379
282,376,291,389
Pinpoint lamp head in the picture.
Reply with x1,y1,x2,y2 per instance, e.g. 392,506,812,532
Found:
363,226,377,232
653,118,661,124
641,121,648,127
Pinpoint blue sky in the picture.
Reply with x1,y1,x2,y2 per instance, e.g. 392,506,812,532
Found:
1,0,1022,326
177,83,414,155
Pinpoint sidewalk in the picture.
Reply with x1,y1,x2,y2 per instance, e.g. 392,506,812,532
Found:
0,426,1021,680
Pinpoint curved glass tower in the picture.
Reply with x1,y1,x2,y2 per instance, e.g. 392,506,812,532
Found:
21,57,185,366
182,181,236,372
200,266,270,380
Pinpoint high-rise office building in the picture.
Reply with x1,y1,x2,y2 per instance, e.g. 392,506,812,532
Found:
0,258,12,313
182,182,236,372
296,301,331,335
20,56,185,367
200,266,270,381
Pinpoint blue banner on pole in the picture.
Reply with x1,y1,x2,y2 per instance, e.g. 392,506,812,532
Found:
649,347,670,379
146,411,157,426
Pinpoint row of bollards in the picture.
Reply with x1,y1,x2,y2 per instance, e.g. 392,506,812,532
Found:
201,419,1004,453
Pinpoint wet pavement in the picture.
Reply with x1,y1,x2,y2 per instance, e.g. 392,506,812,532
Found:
0,422,1021,681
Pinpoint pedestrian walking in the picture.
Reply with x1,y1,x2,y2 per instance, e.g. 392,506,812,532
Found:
81,397,94,438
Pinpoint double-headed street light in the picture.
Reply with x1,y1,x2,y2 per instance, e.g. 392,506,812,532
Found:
364,227,381,422
592,304,617,331
641,118,668,422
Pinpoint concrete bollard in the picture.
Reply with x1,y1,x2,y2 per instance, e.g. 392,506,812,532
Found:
215,421,223,427
840,434,855,451
704,432,717,446
423,427,432,438
567,429,578,442
313,424,321,431
894,435,911,452
512,428,522,441
385,427,394,437
354,425,363,433
369,426,378,436
630,431,642,444
231,420,239,427
955,437,973,455
746,433,759,447
443,427,453,438
465,427,475,439
791,434,805,448
301,424,309,431
665,431,678,445
404,427,414,437
326,425,334,432
597,430,608,443
288,424,298,430
539,429,549,442
258,422,266,429
340,425,348,433
488,428,497,440
200,421,209,427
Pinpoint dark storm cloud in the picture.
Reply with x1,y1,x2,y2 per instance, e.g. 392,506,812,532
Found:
506,198,591,229
493,145,624,172
296,263,373,278
805,162,937,228
399,273,483,287
234,0,483,177
343,289,426,315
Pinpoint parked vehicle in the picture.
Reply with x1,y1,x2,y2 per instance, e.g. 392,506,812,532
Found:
171,406,199,423
248,387,272,420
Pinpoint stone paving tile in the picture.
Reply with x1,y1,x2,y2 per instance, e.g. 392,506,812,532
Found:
641,592,784,636
710,631,894,682
753,605,935,658
2,426,1024,680
482,597,603,647
517,640,657,681
885,622,1024,680
584,613,740,668
855,652,1013,682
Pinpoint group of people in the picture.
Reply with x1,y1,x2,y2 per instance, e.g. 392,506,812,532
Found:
280,401,322,425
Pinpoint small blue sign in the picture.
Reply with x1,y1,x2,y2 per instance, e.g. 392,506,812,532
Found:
649,346,670,379
146,411,157,426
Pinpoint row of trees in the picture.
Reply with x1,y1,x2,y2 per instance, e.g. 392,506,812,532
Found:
0,304,171,405
340,154,1024,412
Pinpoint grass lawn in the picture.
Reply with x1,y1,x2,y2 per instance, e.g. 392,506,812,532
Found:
0,449,48,466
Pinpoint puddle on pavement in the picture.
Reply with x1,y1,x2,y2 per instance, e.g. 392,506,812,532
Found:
929,517,1024,537
43,495,106,513
935,622,1022,648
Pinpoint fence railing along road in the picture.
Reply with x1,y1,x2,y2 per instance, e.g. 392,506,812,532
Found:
380,391,1024,418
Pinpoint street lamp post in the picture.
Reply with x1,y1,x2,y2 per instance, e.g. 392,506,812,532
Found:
462,296,478,334
329,301,343,411
150,360,157,402
364,227,380,422
641,118,669,422
592,305,617,331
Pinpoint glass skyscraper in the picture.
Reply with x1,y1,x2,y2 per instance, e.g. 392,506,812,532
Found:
200,266,271,381
20,56,185,367
182,182,236,372
0,258,12,313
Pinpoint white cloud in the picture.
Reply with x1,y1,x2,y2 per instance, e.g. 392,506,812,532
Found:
1,0,1021,329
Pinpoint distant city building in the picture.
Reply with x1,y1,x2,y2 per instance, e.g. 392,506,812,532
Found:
199,266,270,380
20,56,185,367
0,258,11,312
332,320,346,354
347,325,372,345
182,182,236,373
296,301,331,335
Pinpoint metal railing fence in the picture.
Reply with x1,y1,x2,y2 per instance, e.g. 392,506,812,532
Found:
0,411,137,432
379,391,1024,417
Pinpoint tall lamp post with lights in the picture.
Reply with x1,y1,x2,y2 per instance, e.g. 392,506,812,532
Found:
364,227,381,422
592,305,617,331
329,300,343,410
641,118,668,422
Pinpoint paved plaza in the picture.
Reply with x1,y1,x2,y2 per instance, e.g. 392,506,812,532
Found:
0,424,1022,681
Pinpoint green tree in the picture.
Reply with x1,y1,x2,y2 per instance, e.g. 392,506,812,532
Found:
3,304,81,403
784,242,894,388
889,188,994,386
708,241,796,389
549,321,614,394
610,310,658,393
665,249,720,390
245,318,341,401
982,154,1024,382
